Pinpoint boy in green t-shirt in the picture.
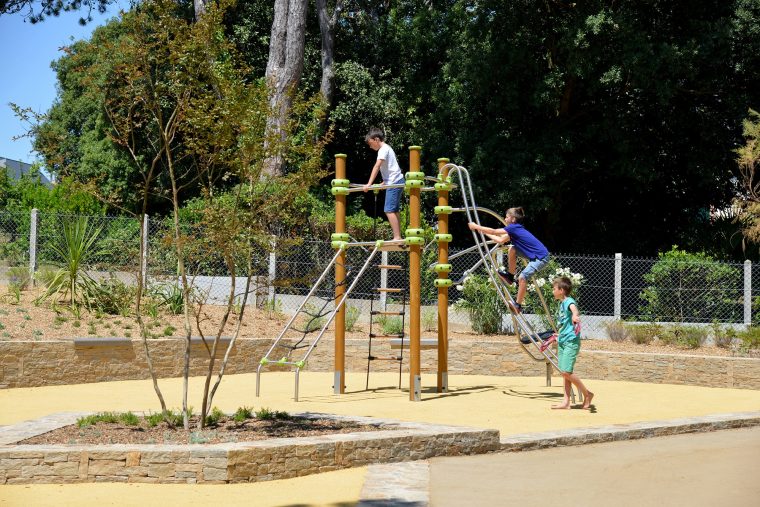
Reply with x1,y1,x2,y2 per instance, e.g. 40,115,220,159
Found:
547,276,594,410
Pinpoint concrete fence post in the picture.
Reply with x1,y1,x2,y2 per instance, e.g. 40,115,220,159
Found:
744,260,752,327
268,236,277,303
614,253,622,319
380,250,389,310
29,208,38,286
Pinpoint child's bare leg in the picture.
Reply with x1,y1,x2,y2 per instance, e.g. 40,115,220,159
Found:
386,212,402,240
551,377,571,409
566,372,593,409
508,247,517,275
516,277,527,305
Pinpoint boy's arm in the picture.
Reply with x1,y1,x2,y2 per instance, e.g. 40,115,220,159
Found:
485,232,510,244
468,222,510,238
569,303,581,325
363,159,383,192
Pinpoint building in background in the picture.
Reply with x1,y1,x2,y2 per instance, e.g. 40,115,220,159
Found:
0,157,52,188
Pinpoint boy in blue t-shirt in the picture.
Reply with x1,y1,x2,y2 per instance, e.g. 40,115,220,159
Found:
468,206,549,312
546,276,593,410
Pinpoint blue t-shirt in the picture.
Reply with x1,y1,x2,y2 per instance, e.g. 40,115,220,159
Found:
556,297,580,344
504,223,549,260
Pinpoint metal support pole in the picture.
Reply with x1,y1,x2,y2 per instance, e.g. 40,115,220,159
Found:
436,158,450,393
334,154,348,394
409,146,422,401
268,236,277,303
744,260,752,327
29,208,38,286
614,253,622,320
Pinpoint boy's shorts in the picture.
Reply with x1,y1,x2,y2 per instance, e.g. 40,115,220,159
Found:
517,253,550,281
558,339,580,373
384,187,403,213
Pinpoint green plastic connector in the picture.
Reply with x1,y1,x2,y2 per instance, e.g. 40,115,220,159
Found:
434,182,452,192
331,233,350,242
404,236,425,246
434,263,452,273
434,205,453,214
260,358,269,365
405,228,424,238
295,360,305,369
434,278,453,288
331,178,350,187
331,241,349,250
435,233,453,243
405,171,425,181
335,153,347,159
331,187,350,196
437,157,450,163
405,179,424,189
278,357,288,364
375,239,385,249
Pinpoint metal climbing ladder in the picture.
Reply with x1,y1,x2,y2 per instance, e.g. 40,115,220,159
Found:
256,245,382,401
366,257,408,389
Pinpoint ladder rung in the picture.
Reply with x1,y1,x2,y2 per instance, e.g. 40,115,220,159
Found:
377,264,403,269
369,333,404,338
368,355,402,361
371,311,405,316
376,288,403,293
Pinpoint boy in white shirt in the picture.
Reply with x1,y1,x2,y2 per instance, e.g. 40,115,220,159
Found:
363,127,404,240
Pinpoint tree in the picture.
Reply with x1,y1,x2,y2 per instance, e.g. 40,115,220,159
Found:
735,109,760,249
0,0,115,23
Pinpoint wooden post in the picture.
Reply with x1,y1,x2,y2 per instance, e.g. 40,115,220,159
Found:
436,158,450,393
334,154,347,394
408,146,422,401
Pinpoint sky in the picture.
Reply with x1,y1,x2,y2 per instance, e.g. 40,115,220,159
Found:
0,2,128,166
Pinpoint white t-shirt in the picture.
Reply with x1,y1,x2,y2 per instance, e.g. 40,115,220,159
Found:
377,144,404,184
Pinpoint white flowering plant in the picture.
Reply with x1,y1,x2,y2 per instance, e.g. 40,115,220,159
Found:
454,273,508,334
521,261,585,331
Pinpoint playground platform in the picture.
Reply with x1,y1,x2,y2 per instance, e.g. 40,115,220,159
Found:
1,371,759,506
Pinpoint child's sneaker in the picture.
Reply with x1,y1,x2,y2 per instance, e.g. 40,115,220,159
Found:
508,301,522,314
497,268,515,286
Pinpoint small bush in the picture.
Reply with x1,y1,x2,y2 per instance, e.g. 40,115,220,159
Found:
737,326,760,351
303,304,327,332
604,320,630,342
255,407,291,420
204,407,225,426
91,277,135,316
659,324,708,349
151,283,185,315
345,305,360,332
263,297,284,319
455,274,506,334
711,321,736,349
378,315,404,335
233,406,254,422
77,411,139,428
422,308,437,332
629,324,655,345
6,266,31,291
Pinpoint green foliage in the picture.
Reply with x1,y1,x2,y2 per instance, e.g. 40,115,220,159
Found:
35,217,104,310
6,266,31,291
604,320,630,343
204,407,225,426
711,321,737,349
375,315,404,336
91,277,135,316
524,261,585,330
263,297,284,319
255,407,291,421
627,322,660,345
454,274,506,335
77,411,139,428
737,326,760,351
422,308,437,332
638,246,742,323
345,305,360,332
659,324,708,349
303,304,327,332
150,283,185,315
233,406,254,423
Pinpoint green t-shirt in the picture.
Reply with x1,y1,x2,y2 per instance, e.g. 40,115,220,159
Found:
556,297,580,344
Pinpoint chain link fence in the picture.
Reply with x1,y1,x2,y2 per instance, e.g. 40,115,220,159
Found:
0,210,756,338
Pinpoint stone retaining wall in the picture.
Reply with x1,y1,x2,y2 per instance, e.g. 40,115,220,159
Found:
0,413,499,485
1,338,758,390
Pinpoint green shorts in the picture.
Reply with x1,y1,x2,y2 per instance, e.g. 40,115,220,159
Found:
558,339,580,373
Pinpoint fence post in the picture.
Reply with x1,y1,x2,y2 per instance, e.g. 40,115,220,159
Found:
141,214,149,287
496,249,504,268
745,260,752,327
29,208,38,286
380,250,389,310
614,253,622,320
268,236,277,303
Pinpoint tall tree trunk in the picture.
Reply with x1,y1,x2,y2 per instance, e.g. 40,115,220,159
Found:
316,0,342,109
263,0,309,177
194,0,207,21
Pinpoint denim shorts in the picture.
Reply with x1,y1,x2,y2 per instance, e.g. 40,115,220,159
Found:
384,187,403,213
518,254,550,281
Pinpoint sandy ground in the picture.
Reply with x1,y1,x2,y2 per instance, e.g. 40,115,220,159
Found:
1,372,760,506
430,426,760,507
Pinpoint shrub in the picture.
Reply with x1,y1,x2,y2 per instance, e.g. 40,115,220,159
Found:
604,320,630,342
638,246,741,323
204,407,225,426
150,283,184,315
629,324,656,345
91,277,135,316
376,315,404,335
345,305,360,332
660,324,708,349
255,407,291,420
233,406,254,422
263,297,284,319
6,266,31,291
710,321,737,349
737,326,760,351
524,261,585,330
422,308,437,332
455,274,506,335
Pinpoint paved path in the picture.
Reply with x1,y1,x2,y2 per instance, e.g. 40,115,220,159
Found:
430,426,760,507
